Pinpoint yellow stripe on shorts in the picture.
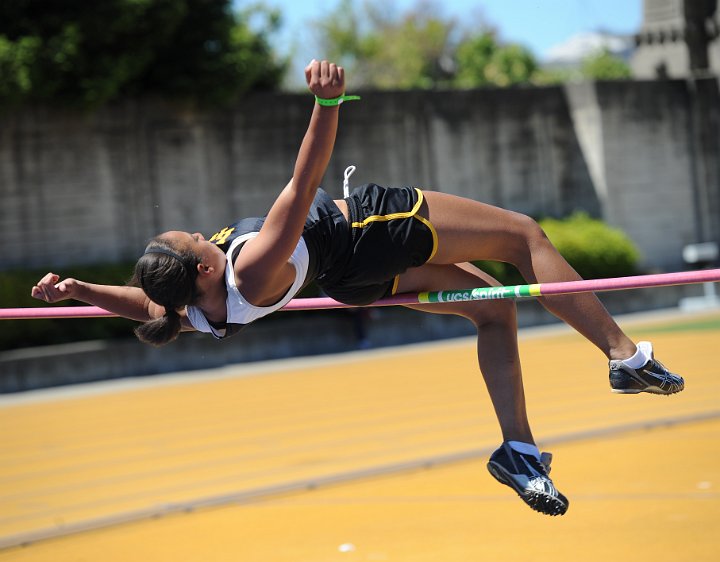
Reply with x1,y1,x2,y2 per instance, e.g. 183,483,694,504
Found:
350,190,425,228
351,188,438,263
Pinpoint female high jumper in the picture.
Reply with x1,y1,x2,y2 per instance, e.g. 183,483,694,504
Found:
32,59,684,516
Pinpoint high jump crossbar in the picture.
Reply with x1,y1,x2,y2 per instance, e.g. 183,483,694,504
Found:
2,269,720,320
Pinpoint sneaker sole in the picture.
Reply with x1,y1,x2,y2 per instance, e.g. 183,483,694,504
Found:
487,461,569,516
611,385,684,395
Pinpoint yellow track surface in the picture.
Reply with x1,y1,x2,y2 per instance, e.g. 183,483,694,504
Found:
1,310,719,561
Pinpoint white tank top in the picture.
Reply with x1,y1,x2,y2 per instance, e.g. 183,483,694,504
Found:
185,233,310,338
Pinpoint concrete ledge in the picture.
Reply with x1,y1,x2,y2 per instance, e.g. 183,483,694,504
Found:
0,283,706,393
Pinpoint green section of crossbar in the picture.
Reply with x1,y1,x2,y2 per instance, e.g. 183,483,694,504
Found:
417,284,542,304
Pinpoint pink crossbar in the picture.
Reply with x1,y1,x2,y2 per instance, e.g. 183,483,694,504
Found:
2,269,719,320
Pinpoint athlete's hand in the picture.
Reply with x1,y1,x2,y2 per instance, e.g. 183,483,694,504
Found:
305,59,345,100
31,273,81,303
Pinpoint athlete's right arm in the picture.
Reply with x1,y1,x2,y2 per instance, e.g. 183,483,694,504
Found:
234,60,344,305
31,272,195,330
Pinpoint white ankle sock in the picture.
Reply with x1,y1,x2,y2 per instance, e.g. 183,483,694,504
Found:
508,441,540,460
622,341,653,369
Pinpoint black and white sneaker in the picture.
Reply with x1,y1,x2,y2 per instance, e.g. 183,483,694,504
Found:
609,342,684,395
487,442,569,516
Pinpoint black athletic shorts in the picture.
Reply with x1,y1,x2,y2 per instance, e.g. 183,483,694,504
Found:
303,184,437,306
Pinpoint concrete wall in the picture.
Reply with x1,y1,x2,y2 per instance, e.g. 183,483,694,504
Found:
570,79,720,265
1,80,719,272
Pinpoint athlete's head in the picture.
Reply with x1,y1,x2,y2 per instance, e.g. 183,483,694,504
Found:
132,231,207,346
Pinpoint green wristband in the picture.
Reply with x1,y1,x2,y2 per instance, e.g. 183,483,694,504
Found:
315,94,361,106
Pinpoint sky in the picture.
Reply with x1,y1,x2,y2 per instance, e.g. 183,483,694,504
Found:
247,0,644,77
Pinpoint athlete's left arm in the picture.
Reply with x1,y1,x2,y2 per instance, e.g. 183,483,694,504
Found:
31,272,197,331
236,60,346,303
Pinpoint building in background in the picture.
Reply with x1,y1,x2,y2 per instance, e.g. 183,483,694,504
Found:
632,0,720,78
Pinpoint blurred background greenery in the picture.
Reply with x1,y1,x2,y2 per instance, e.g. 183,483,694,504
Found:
0,0,632,110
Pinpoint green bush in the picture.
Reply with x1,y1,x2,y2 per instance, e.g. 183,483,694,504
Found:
539,212,641,279
474,212,641,284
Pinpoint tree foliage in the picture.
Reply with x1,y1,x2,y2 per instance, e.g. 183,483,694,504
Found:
456,34,537,87
315,0,536,89
315,0,635,89
0,0,286,107
316,0,457,89
580,49,632,80
534,49,632,84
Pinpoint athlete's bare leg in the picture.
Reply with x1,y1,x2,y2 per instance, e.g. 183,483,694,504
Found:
397,262,534,444
419,191,636,361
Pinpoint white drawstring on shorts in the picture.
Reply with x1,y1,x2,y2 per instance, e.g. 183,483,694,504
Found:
343,165,356,198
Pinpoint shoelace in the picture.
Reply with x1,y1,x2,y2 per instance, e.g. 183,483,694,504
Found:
650,358,671,375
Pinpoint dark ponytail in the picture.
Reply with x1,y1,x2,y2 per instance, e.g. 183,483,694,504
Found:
131,237,201,347
134,309,183,346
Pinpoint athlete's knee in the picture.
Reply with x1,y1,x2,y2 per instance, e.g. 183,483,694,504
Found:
466,298,517,329
514,213,548,245
504,213,551,264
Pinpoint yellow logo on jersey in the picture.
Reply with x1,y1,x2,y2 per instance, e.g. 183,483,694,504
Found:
209,227,235,245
